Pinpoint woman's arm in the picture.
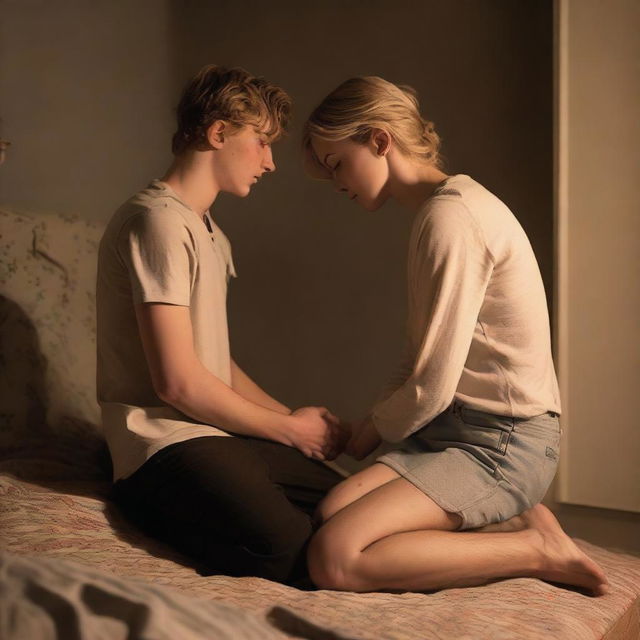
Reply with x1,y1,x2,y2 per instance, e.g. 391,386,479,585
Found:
373,339,414,405
345,416,382,460
371,203,494,442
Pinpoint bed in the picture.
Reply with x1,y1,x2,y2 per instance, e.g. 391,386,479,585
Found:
1,207,638,639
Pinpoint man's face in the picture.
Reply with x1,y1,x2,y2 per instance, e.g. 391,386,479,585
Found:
215,124,276,197
309,135,390,212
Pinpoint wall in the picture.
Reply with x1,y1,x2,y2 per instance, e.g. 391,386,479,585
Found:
8,2,633,553
0,0,176,222
168,0,555,460
1,0,558,499
547,0,640,554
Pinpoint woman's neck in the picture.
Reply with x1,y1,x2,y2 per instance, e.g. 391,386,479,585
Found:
387,155,451,214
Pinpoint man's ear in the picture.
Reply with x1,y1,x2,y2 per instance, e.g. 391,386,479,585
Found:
206,120,227,149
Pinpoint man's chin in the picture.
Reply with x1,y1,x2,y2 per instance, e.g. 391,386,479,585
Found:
228,185,252,198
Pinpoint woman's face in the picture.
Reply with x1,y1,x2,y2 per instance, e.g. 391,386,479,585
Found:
310,134,390,211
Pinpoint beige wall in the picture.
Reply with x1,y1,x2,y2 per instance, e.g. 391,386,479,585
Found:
2,0,554,492
0,0,555,428
546,0,640,553
0,0,176,221
168,0,555,448
9,3,635,552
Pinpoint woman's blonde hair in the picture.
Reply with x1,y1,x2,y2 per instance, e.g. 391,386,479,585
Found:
302,76,442,178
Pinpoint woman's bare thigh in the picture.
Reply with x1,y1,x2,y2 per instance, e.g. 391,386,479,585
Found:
315,463,400,524
315,476,462,554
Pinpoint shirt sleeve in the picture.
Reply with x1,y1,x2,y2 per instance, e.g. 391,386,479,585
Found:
117,210,198,306
371,201,495,442
373,337,414,405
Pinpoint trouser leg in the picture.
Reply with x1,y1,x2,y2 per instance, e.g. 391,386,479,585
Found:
112,436,343,584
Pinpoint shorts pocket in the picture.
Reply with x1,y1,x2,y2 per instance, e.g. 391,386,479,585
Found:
502,416,561,506
421,420,512,455
411,409,513,475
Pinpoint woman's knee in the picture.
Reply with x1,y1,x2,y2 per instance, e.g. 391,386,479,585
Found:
306,525,363,591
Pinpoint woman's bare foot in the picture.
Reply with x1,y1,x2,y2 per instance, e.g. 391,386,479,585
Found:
520,504,609,596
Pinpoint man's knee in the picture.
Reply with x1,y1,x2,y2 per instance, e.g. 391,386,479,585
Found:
235,510,314,583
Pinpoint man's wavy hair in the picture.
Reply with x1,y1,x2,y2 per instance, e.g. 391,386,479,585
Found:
171,64,292,155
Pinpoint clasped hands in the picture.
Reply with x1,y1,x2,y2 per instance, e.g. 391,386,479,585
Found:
288,407,382,462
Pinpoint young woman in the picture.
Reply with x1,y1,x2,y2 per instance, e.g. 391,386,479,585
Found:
301,76,608,595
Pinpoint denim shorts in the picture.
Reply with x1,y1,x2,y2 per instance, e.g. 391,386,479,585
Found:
376,401,561,530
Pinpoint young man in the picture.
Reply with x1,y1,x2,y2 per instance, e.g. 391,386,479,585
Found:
96,65,347,585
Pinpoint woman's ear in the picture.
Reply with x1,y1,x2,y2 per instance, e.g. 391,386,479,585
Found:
371,129,391,157
206,120,226,149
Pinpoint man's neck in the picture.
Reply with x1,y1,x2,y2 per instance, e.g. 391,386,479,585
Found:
160,152,219,215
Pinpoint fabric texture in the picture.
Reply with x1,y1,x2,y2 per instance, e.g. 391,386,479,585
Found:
113,435,342,585
3,194,639,640
1,448,639,640
96,180,237,481
371,175,561,442
377,401,561,529
0,548,287,640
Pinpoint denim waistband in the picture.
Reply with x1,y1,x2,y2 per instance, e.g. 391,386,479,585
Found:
448,400,559,420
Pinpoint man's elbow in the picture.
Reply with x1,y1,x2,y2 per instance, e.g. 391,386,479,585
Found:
154,376,191,407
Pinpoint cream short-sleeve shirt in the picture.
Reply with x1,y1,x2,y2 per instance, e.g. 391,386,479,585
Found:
97,180,236,480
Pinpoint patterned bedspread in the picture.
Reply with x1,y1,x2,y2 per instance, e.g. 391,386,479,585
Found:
1,439,639,640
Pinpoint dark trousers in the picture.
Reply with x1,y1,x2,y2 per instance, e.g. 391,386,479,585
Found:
111,435,343,585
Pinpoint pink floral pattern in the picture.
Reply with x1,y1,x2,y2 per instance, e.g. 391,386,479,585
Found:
1,446,640,640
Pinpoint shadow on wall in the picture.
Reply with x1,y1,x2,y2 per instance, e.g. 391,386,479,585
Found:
0,295,48,441
0,294,112,487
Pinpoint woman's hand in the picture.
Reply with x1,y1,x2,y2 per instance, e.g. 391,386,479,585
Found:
345,416,382,460
287,407,349,461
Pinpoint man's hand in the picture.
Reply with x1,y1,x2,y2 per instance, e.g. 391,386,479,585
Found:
287,407,349,461
345,416,382,460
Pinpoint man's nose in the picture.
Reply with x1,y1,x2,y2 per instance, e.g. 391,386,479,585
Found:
263,146,276,173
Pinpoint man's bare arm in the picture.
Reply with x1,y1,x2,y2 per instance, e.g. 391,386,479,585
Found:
134,302,340,459
230,359,291,415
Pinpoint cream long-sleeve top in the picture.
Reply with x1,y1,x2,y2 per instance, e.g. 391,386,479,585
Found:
371,174,561,442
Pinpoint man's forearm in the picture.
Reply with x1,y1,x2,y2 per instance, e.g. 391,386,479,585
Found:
161,364,294,445
230,359,291,415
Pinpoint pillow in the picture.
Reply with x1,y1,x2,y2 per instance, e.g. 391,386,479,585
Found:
0,207,103,444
